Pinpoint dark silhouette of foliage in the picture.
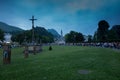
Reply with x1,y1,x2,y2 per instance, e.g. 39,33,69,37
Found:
97,20,110,42
75,32,84,43
94,20,120,42
108,25,120,42
65,31,84,43
88,35,92,42
93,31,97,42
0,29,4,41
11,27,54,44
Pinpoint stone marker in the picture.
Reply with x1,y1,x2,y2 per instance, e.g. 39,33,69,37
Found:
78,70,92,74
3,43,11,64
24,46,29,58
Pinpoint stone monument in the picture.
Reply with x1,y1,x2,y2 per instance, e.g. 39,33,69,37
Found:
3,33,12,64
27,16,42,54
24,45,29,58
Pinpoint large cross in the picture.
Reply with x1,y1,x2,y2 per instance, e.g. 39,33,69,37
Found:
29,15,37,44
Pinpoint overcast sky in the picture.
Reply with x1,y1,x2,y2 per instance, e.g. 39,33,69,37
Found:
0,0,120,35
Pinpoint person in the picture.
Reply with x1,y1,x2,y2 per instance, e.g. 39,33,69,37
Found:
49,46,52,51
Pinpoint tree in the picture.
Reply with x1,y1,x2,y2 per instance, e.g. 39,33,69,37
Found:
108,25,120,42
75,32,84,43
65,31,84,43
0,29,4,41
65,31,76,43
88,35,92,42
97,20,110,42
93,31,97,42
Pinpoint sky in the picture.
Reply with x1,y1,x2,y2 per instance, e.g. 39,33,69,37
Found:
0,0,120,35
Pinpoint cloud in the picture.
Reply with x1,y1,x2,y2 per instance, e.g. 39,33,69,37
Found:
55,0,120,14
15,0,41,9
1,0,120,35
66,0,102,10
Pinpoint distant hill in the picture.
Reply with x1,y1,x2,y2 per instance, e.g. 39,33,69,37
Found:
12,26,54,43
34,26,53,37
0,22,24,33
47,29,60,38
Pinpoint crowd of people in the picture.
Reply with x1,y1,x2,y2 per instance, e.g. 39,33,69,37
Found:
66,42,120,49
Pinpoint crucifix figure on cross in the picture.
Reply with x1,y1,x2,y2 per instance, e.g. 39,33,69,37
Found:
29,15,37,44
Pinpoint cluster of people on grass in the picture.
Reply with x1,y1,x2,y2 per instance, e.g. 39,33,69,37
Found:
66,42,120,49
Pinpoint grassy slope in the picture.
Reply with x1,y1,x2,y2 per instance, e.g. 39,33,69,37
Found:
0,46,120,80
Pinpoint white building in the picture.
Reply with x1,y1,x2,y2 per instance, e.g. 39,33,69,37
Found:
55,30,65,45
84,35,89,42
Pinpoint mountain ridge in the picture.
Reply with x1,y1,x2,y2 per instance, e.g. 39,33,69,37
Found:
0,21,60,38
0,21,24,32
47,29,60,38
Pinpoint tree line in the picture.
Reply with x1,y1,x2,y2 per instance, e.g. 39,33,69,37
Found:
0,20,120,44
65,20,120,43
65,31,84,43
0,26,54,44
93,20,120,42
11,27,54,44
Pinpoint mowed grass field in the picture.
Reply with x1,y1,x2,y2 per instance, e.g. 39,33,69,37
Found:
0,46,120,80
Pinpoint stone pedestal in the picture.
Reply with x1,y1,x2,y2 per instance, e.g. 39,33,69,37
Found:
28,45,42,54
24,46,29,58
3,43,11,64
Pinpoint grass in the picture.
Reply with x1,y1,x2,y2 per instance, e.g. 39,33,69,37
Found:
0,46,120,80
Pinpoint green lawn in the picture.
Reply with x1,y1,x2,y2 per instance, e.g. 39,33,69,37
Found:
0,46,120,80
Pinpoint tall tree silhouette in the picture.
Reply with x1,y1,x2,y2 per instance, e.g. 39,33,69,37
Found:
97,20,109,42
0,29,4,41
108,25,120,41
